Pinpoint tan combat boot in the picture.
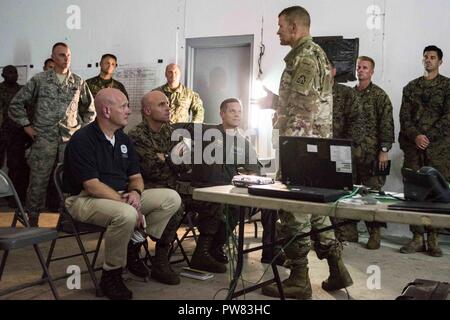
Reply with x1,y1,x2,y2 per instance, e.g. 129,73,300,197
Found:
322,255,353,291
400,232,426,254
261,264,312,299
366,227,381,250
426,232,443,257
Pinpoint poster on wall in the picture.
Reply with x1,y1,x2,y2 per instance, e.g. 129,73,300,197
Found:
114,64,163,130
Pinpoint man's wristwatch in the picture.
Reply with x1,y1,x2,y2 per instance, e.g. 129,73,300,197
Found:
131,189,142,196
381,146,389,152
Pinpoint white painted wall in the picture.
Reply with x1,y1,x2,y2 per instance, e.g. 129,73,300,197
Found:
1,0,449,235
185,0,450,194
0,0,183,79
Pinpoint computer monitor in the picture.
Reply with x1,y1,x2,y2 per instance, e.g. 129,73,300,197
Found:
279,136,354,190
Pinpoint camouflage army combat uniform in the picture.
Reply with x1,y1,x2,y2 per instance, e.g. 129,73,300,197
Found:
86,75,129,99
331,83,365,242
354,82,394,189
0,81,32,203
332,83,365,153
128,121,191,283
398,74,450,256
8,69,95,220
154,83,204,123
264,36,353,300
349,82,394,240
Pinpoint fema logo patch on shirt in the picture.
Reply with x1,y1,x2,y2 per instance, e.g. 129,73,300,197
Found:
120,144,128,158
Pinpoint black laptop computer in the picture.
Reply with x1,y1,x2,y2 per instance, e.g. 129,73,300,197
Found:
248,136,354,203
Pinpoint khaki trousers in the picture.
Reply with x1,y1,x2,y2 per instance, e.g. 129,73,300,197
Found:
66,188,181,269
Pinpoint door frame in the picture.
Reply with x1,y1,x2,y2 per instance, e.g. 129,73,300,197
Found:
185,35,254,129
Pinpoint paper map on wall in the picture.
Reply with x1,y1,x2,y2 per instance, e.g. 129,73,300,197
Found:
114,64,162,111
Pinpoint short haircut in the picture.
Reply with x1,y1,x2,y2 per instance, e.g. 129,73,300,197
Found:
52,42,68,52
220,98,241,112
278,6,310,27
100,53,118,63
357,56,375,69
1,65,17,76
423,45,443,60
44,58,54,65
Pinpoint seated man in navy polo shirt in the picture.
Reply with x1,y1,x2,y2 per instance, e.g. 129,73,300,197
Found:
63,88,181,300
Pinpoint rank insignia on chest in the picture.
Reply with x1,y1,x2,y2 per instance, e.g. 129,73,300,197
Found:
297,75,306,85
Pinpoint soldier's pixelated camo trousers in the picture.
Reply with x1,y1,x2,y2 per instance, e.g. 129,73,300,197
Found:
278,210,340,261
26,135,65,212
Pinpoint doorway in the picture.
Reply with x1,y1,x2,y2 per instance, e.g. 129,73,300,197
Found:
185,35,253,127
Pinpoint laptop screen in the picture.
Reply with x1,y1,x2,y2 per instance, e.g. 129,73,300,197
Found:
279,136,354,190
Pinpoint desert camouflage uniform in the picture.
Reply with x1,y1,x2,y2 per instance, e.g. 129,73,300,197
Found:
86,75,129,99
399,74,450,234
272,36,340,269
8,69,96,212
154,83,204,123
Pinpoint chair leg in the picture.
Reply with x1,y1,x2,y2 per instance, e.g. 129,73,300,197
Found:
141,239,153,268
33,244,60,300
91,231,104,269
0,250,9,281
73,231,100,295
172,236,191,267
41,237,58,280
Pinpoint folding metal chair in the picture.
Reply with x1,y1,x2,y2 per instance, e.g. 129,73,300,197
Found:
43,163,105,296
0,170,60,299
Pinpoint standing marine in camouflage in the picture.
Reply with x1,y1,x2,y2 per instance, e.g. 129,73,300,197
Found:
0,65,32,204
86,53,129,99
399,45,449,257
154,63,204,124
329,61,365,243
8,42,96,226
351,56,394,250
263,6,353,300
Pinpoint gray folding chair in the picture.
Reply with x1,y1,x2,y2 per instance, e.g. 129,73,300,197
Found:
0,170,60,299
43,163,105,297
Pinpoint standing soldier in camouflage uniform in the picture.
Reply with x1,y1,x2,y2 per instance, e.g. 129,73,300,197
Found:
43,58,55,71
352,56,394,250
86,53,128,99
399,45,449,257
154,63,204,124
8,42,96,226
0,66,32,204
329,61,365,242
262,6,353,300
